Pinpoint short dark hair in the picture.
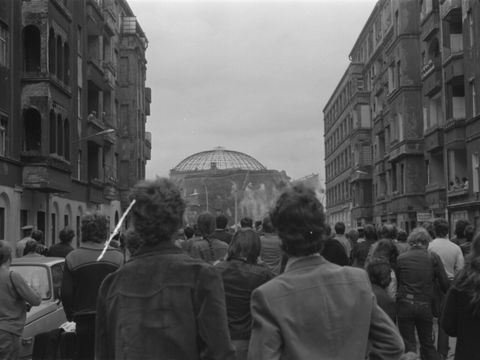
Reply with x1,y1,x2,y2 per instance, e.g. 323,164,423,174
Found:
216,214,228,229
24,239,39,255
334,222,346,235
422,221,436,239
81,212,109,243
130,178,185,245
262,215,275,234
270,184,325,257
31,230,44,243
454,219,470,238
433,218,449,238
227,228,261,264
240,217,253,228
184,226,195,239
373,239,399,267
465,225,475,242
364,224,378,242
397,230,408,243
197,212,216,238
346,229,359,244
0,240,12,265
59,227,75,243
378,224,398,240
366,258,392,289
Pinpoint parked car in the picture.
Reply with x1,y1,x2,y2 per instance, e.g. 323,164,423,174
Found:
11,257,67,359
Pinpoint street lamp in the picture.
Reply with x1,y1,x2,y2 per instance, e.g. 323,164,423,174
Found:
75,129,115,143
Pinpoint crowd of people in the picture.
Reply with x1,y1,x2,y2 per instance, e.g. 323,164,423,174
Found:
1,177,480,360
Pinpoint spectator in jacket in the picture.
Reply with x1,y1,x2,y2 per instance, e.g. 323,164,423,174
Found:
23,240,43,257
366,258,396,322
460,225,475,257
48,227,75,258
396,230,409,254
215,228,274,359
0,240,41,359
62,212,124,360
368,239,399,299
240,217,253,229
451,219,470,246
96,178,236,360
248,185,404,360
351,224,377,268
333,221,351,256
441,232,480,360
213,214,233,244
396,228,450,360
190,212,229,264
259,215,282,275
31,230,47,256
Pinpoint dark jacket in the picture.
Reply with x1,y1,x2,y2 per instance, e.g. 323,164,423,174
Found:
321,238,349,266
213,229,233,244
396,247,450,302
95,241,236,360
441,287,480,360
372,284,396,322
48,243,74,258
215,259,274,340
61,242,124,321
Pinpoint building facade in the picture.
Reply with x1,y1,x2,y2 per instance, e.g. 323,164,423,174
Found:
325,0,480,231
0,0,151,251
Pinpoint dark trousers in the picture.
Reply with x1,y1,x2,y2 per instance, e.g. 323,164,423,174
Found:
397,300,439,360
74,314,96,360
0,330,20,360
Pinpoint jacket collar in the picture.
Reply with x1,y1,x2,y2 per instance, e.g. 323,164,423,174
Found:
284,254,327,272
133,240,182,258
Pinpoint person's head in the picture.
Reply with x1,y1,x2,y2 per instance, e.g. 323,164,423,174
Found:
240,217,253,228
366,258,392,289
184,226,195,239
24,239,39,255
454,219,470,238
125,229,143,256
324,224,332,237
22,225,33,237
465,225,475,243
346,229,359,244
462,177,468,183
197,212,216,238
130,178,185,245
270,184,325,257
364,224,378,242
334,222,346,235
373,239,399,267
0,240,12,267
407,227,431,249
81,212,109,243
31,230,44,244
422,221,436,239
227,228,261,264
216,214,228,230
378,224,398,240
59,227,75,244
357,227,365,238
433,218,449,238
262,215,275,234
397,230,408,243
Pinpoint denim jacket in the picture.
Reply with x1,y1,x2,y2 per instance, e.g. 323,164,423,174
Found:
95,241,236,360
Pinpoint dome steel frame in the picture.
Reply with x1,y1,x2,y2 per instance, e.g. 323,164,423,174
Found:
173,147,266,172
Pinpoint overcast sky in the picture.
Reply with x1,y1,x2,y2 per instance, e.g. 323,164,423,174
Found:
128,0,377,182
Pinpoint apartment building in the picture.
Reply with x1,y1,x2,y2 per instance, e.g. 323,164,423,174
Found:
0,0,151,250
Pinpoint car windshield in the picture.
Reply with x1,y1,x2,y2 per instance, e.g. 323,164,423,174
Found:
11,265,51,300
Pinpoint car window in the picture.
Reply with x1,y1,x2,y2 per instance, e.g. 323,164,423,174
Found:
51,263,64,300
11,265,51,300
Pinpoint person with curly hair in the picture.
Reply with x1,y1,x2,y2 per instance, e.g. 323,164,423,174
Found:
248,184,404,359
61,212,124,360
95,178,236,360
190,212,229,264
441,232,480,360
366,258,396,322
48,227,75,258
215,228,273,360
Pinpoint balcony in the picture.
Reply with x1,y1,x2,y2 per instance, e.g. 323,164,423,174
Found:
88,179,104,203
444,119,466,148
422,60,442,96
87,59,104,87
103,7,117,36
440,0,462,21
448,186,468,199
424,127,444,152
21,154,72,193
388,142,424,162
444,55,464,84
421,10,439,41
103,61,115,89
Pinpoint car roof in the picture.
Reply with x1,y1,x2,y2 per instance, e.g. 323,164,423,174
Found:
12,257,64,266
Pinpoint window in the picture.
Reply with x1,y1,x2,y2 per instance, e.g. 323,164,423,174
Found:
473,153,479,193
77,150,82,180
24,108,42,151
23,25,41,72
470,80,477,117
49,28,55,74
77,87,82,118
0,23,8,67
0,115,6,156
0,207,4,240
469,11,474,49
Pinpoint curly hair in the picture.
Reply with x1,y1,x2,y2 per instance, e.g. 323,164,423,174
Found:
433,218,449,238
227,228,261,264
366,258,392,289
81,212,109,243
454,219,470,238
59,227,75,243
270,184,325,256
262,215,275,234
407,227,431,248
372,239,399,268
378,224,398,240
130,178,185,245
